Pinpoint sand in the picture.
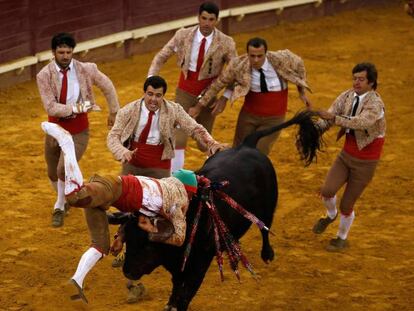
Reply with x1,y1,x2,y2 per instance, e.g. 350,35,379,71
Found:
0,3,413,311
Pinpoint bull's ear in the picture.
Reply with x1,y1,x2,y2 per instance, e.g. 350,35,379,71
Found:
107,212,134,225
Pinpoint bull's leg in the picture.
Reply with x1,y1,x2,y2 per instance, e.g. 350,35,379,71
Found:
168,250,215,311
260,229,275,263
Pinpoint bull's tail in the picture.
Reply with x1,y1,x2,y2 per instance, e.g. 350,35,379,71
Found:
241,110,323,166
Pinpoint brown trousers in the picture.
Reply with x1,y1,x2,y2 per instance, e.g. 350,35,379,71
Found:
233,110,285,155
174,88,216,151
44,129,89,181
67,175,122,254
121,162,170,179
321,151,378,214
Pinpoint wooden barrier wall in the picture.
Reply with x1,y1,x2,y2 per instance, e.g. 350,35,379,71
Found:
0,0,397,88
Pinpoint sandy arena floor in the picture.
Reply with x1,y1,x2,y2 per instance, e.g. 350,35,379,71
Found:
0,3,413,311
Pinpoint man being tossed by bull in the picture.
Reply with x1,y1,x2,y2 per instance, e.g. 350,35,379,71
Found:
40,121,199,303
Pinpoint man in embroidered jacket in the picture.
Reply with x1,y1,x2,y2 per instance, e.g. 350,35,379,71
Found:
312,63,386,251
107,76,225,178
37,32,119,228
41,121,197,303
190,37,311,155
148,2,236,171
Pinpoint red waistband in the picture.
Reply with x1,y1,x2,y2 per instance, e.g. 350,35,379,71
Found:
113,175,143,213
129,141,171,169
343,134,384,160
178,71,215,96
243,89,288,116
48,113,88,134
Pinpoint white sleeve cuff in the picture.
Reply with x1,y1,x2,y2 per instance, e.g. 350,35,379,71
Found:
223,89,232,99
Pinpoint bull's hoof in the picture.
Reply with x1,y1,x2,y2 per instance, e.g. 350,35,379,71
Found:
163,305,178,311
126,283,146,304
261,246,275,263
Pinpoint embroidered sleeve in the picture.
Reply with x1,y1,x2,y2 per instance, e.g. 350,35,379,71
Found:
335,97,384,129
90,64,120,113
199,58,238,106
148,30,179,76
107,106,131,160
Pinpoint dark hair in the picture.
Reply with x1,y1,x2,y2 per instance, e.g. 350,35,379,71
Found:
352,62,378,90
51,32,76,50
246,37,268,53
199,2,219,18
144,76,168,94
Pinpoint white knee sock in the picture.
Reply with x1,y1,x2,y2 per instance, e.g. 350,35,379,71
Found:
322,195,337,219
41,122,84,195
337,211,355,240
71,247,103,288
171,149,185,173
54,179,66,211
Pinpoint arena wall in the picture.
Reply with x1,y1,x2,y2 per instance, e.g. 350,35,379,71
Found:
0,0,398,88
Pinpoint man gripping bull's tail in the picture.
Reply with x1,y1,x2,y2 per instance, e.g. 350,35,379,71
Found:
242,110,322,166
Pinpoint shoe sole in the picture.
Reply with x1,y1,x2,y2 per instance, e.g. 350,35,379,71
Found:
70,279,88,304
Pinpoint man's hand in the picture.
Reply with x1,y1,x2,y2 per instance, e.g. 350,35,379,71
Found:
405,0,414,17
107,112,117,128
189,104,203,119
121,148,137,163
110,236,124,256
210,96,227,116
317,110,335,121
72,101,93,114
299,93,312,109
208,142,230,156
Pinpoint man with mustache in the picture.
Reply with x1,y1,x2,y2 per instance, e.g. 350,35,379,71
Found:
37,32,120,228
313,63,386,251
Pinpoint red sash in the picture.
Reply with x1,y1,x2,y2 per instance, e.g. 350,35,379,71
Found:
178,71,215,96
113,175,143,213
242,89,288,116
48,113,88,135
343,134,384,160
129,141,171,169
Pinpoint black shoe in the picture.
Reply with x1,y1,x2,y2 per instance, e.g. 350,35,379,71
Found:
326,237,348,252
126,282,146,304
69,279,88,303
51,209,64,227
312,215,337,234
111,252,125,268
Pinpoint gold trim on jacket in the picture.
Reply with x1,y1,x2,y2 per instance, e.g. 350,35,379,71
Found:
37,59,119,118
107,98,220,161
148,26,237,81
199,49,310,106
317,89,386,150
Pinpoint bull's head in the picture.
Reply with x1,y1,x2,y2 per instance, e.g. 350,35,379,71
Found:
121,217,181,281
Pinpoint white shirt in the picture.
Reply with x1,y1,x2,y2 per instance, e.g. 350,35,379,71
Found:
54,60,80,106
137,176,162,217
188,28,214,72
250,58,286,93
133,101,161,145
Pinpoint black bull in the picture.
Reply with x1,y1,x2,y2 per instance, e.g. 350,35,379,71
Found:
114,111,321,311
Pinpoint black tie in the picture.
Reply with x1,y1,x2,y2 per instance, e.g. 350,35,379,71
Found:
351,96,359,116
258,68,268,93
349,96,359,136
